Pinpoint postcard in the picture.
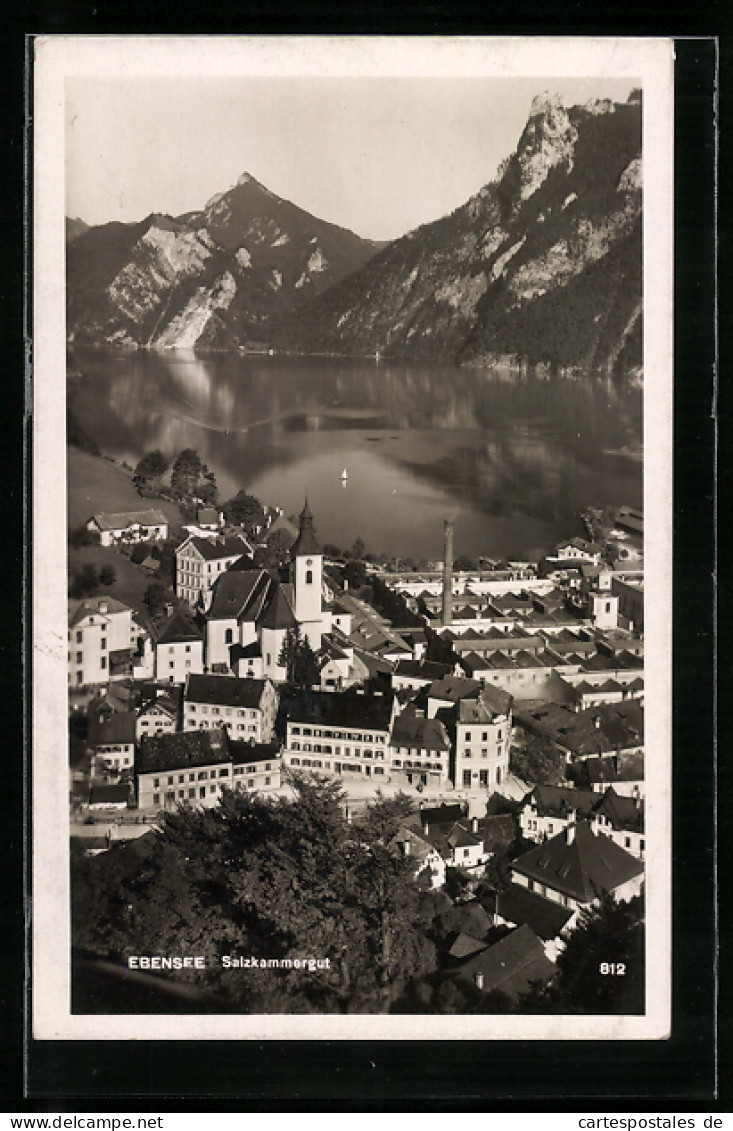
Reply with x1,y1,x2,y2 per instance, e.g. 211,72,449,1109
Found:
32,35,673,1040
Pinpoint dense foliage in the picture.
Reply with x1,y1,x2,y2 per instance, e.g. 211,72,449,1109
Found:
71,778,435,1014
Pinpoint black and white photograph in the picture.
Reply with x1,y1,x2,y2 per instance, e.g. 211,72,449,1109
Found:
32,35,674,1040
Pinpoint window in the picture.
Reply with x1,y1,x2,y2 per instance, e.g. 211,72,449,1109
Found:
76,652,82,664
153,793,160,805
178,775,184,783
100,656,107,669
265,777,271,785
219,768,228,777
199,787,206,798
100,638,107,650
76,631,82,643
210,785,216,793
169,661,174,669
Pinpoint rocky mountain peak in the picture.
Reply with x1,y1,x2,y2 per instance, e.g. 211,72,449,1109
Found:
515,94,578,203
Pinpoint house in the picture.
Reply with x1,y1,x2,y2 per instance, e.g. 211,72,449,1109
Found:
590,787,645,858
393,825,447,889
570,752,645,797
175,532,252,608
317,633,370,691
518,784,598,843
388,709,451,786
196,507,221,532
183,673,278,743
407,805,488,875
135,686,182,741
392,659,453,694
511,819,645,917
283,688,395,782
426,676,484,719
453,684,513,791
87,508,168,547
450,923,556,1002
547,538,603,565
482,884,574,962
152,610,205,684
87,710,137,779
136,726,231,810
68,596,139,689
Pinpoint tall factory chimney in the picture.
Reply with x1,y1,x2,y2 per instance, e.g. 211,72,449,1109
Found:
442,520,454,627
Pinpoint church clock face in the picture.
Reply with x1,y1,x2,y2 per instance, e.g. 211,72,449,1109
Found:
306,559,313,566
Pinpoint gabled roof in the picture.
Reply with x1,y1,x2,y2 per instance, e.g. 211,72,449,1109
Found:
257,584,297,631
90,508,168,531
179,533,250,562
457,684,512,723
512,819,644,902
483,882,573,940
154,611,202,645
427,676,483,703
88,710,137,747
137,692,179,719
390,712,450,752
185,673,270,709
207,569,272,621
393,659,452,682
593,786,644,833
453,924,556,1000
448,933,488,960
69,595,132,628
136,727,229,774
522,784,598,820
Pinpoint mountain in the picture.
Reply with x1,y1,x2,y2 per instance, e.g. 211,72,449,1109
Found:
66,173,383,350
274,92,642,375
65,217,90,244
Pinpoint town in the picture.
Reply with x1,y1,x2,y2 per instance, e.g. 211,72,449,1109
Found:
69,458,645,1014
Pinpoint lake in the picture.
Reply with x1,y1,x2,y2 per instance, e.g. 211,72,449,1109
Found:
68,350,642,562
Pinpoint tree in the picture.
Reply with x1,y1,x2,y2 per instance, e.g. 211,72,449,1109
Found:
517,890,645,1015
454,554,478,571
71,776,437,1014
351,537,366,561
69,564,100,599
69,524,100,549
170,449,204,500
144,582,169,614
222,491,265,536
509,733,566,787
99,564,117,587
277,625,319,689
133,450,168,495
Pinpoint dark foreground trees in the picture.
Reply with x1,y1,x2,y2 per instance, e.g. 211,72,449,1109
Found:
71,777,435,1014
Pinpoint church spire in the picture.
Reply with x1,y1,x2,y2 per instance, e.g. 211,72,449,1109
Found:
291,498,321,557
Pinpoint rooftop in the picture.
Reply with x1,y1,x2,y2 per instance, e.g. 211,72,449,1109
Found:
136,728,229,775
185,673,271,709
287,688,394,732
91,508,168,532
512,819,644,902
208,569,272,621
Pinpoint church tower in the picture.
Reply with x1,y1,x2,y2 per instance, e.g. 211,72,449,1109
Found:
291,499,325,648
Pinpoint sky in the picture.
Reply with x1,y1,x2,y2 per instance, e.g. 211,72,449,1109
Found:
66,75,637,242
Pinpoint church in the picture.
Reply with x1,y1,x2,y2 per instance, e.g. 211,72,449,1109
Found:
200,500,333,683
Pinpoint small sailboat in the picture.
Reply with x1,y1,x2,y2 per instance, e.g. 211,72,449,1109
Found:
341,468,349,482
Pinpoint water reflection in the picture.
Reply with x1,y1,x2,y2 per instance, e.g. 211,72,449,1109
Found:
68,351,642,559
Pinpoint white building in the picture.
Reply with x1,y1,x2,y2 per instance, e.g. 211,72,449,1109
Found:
68,596,139,689
453,685,513,791
183,673,278,743
175,533,252,608
87,508,168,547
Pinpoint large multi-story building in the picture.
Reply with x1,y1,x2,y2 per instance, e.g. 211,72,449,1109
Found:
453,684,513,791
183,673,278,742
135,727,280,810
175,533,252,608
67,596,139,689
283,689,395,782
